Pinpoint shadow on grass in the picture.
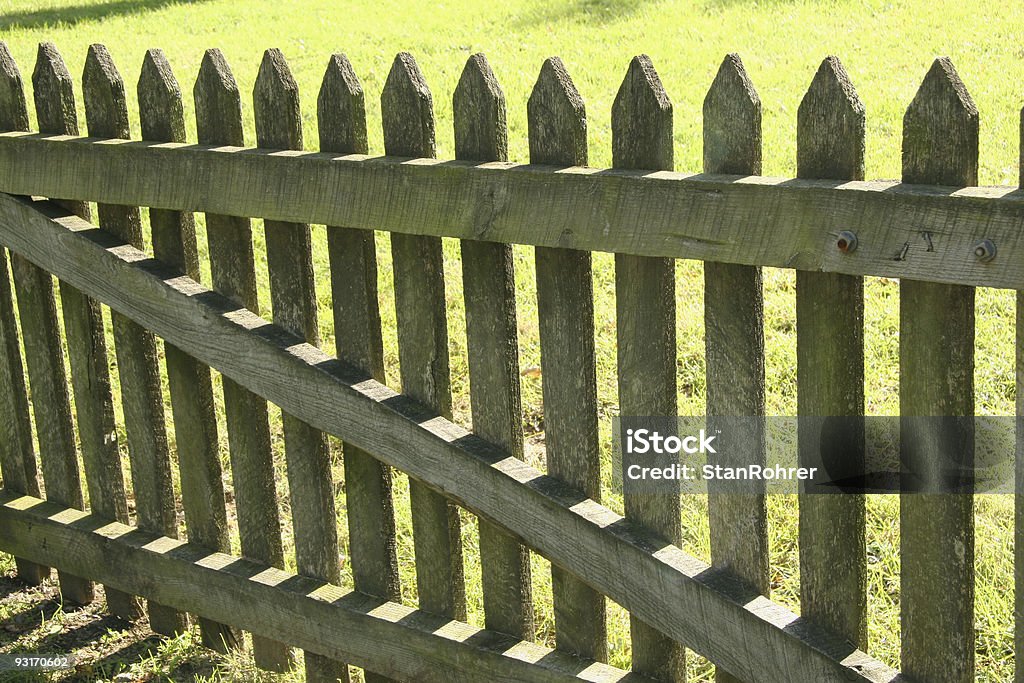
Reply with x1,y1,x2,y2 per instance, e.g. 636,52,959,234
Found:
0,574,36,601
514,0,651,27
4,605,222,682
700,0,808,6
0,601,64,646
0,579,68,647
62,634,164,681
23,613,133,655
65,634,221,682
0,0,213,32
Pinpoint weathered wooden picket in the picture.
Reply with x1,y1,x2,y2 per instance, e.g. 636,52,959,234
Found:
0,39,1015,682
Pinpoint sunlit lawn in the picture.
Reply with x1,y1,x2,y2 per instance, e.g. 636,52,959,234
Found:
0,0,1018,680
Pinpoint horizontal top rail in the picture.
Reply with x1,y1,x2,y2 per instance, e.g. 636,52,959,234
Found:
2,132,1022,289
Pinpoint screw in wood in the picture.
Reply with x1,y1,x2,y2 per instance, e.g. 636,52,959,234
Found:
836,230,858,254
973,239,996,262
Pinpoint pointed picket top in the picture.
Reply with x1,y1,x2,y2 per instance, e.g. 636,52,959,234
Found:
33,43,87,221
317,53,367,155
902,56,978,186
611,54,672,171
32,42,78,135
381,52,435,157
703,53,761,175
453,53,507,162
138,49,185,143
527,57,586,166
254,48,302,150
193,49,244,147
797,56,865,181
83,43,130,138
0,43,29,132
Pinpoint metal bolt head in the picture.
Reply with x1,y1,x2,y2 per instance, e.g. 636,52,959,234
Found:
836,230,858,254
973,239,996,263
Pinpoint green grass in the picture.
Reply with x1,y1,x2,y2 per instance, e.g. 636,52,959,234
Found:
0,0,1018,680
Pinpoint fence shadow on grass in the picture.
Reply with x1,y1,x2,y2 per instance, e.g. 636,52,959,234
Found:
0,579,67,647
26,613,134,656
0,601,64,646
0,0,212,32
64,634,163,681
0,574,33,601
514,0,651,27
79,636,220,682
700,0,807,7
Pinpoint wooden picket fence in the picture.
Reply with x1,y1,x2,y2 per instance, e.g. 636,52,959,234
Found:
0,39,1015,682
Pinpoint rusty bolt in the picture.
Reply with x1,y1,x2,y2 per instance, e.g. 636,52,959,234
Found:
973,239,996,263
837,230,858,254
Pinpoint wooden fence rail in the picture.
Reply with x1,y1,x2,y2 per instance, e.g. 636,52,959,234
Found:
0,492,641,683
1,133,1022,289
0,39,1014,683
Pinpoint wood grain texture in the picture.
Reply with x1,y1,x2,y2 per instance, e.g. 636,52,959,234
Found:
2,42,92,605
0,492,647,683
2,133,1024,290
254,47,346,683
0,248,37,504
319,52,398,683
83,42,183,636
0,247,49,586
32,43,89,221
318,52,401,616
703,54,768,683
899,57,976,683
10,233,93,605
0,42,29,131
0,41,47,586
795,56,867,650
528,56,605,657
139,48,238,652
528,57,606,663
0,249,35,497
0,195,903,683
455,53,534,643
381,52,466,624
612,55,680,680
30,39,139,616
8,253,78,506
193,47,291,672
0,195,904,683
